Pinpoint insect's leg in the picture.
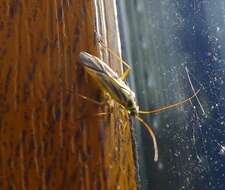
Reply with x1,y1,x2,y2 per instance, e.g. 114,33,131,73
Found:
77,94,111,119
64,88,105,105
95,112,108,117
76,112,109,120
98,40,131,80
78,94,106,105
120,65,131,81
76,104,112,120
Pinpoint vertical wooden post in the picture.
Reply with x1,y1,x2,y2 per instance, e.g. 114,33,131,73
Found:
0,0,137,189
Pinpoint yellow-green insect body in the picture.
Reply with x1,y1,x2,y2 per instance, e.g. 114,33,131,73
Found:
80,51,159,162
80,51,139,116
79,50,199,162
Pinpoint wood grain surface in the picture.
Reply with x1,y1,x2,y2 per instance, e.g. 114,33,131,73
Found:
0,0,137,189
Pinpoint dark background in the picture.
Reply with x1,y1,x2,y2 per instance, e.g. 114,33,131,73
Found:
118,0,225,189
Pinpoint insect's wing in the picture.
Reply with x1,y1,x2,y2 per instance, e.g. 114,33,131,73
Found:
100,74,133,107
80,52,119,79
80,51,135,109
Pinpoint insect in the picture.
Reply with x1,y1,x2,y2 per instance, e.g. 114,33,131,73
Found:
79,47,199,162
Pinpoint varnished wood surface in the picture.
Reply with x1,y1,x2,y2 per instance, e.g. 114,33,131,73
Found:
0,0,137,189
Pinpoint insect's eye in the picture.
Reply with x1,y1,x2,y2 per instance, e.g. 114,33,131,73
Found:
127,100,133,108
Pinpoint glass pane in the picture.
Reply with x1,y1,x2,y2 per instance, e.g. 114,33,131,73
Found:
118,0,225,189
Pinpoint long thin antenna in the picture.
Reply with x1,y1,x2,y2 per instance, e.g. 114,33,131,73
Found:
135,115,158,162
138,89,200,115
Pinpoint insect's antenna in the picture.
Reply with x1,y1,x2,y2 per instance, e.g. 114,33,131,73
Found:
138,89,200,115
135,115,158,162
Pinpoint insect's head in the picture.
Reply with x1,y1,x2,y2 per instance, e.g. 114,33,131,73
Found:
127,98,139,116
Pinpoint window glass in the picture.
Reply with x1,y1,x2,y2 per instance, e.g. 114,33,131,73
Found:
118,1,225,189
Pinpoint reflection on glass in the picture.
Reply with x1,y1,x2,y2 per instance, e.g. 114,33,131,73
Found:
118,0,225,189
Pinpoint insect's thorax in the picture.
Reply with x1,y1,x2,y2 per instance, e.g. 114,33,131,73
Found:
126,97,139,116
